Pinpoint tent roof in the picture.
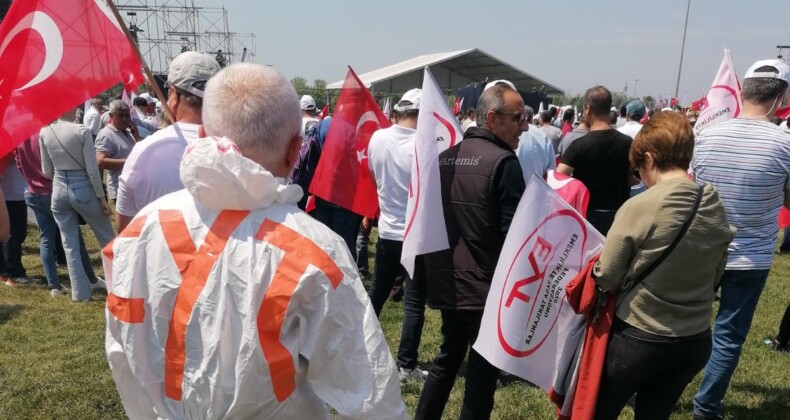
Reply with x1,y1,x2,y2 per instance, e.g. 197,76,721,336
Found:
327,48,563,95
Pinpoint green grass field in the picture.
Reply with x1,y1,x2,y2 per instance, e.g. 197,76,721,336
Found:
0,225,788,419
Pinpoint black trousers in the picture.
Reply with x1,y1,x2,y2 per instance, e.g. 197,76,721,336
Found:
776,303,790,345
0,200,27,278
367,239,427,370
595,318,712,420
312,197,361,261
415,309,499,420
587,209,616,236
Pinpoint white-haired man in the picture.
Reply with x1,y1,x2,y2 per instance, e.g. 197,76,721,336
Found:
691,59,790,420
114,51,221,232
95,100,140,206
104,63,407,420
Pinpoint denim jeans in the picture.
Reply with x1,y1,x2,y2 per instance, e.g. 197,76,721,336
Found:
52,170,116,301
26,192,95,290
368,239,427,370
0,200,27,278
693,269,769,418
595,319,711,420
313,197,362,261
415,309,499,420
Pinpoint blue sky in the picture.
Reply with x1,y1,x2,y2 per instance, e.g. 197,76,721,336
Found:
211,0,786,102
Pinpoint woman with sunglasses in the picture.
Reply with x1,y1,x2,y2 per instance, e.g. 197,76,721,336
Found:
592,111,735,419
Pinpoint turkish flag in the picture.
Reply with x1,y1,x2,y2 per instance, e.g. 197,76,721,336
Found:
309,67,390,218
319,103,329,120
0,0,145,157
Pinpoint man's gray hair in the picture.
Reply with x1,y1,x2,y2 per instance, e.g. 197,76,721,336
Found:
524,105,534,122
476,84,514,129
108,99,129,115
202,63,301,167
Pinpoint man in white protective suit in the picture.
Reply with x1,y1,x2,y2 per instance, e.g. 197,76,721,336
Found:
103,63,407,420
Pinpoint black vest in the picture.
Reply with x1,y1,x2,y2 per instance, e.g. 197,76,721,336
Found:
424,127,519,310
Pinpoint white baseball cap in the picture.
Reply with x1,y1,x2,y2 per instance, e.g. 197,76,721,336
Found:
483,79,516,92
139,92,155,105
744,59,790,83
394,88,421,111
300,95,316,110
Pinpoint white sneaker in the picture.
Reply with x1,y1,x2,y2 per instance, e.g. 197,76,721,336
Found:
91,277,107,291
50,286,70,298
398,366,428,382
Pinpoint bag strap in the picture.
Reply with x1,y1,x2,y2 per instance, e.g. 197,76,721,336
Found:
48,125,86,171
621,184,704,298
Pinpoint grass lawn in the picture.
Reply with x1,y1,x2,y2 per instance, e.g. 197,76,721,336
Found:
0,225,788,419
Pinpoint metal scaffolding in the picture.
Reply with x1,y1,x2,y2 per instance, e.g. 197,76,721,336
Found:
116,0,256,75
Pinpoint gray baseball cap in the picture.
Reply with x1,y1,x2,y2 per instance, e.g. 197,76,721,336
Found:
167,52,221,98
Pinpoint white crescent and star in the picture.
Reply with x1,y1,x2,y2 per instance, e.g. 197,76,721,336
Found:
354,110,381,163
0,11,64,92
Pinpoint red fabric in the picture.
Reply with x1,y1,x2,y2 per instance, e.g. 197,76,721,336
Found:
452,96,461,115
779,207,790,229
670,97,679,108
0,0,144,158
561,122,573,137
691,96,709,112
309,67,390,218
547,170,590,217
563,255,616,420
776,105,790,120
319,104,329,120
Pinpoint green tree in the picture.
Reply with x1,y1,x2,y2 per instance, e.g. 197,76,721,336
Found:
290,77,309,95
642,95,657,110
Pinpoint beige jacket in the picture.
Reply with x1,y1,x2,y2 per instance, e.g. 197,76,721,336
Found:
594,177,735,337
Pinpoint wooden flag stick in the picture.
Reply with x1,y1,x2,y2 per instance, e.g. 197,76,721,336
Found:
104,0,176,125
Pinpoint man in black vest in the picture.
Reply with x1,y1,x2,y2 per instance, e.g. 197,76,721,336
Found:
415,82,527,420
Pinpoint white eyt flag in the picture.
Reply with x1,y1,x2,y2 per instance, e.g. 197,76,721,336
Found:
400,67,463,277
473,175,604,390
693,49,742,136
381,97,391,119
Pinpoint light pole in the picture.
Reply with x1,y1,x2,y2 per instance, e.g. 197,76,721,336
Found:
633,79,640,99
675,0,691,97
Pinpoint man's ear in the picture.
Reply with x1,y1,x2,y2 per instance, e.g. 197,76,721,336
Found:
283,134,301,170
198,125,206,138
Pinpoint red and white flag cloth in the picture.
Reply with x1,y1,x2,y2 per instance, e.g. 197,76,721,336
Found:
0,0,145,157
309,67,390,218
473,174,604,390
400,67,463,277
693,49,742,136
318,103,329,120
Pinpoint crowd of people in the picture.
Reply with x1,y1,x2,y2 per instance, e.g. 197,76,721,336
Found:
1,51,789,419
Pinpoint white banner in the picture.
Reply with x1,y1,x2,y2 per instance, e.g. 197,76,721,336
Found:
473,175,604,390
693,49,742,136
400,67,463,277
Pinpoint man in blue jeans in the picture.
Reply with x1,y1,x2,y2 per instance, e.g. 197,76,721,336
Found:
690,58,790,419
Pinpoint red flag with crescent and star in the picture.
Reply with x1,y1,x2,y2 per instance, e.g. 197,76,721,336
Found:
0,0,145,157
309,67,390,218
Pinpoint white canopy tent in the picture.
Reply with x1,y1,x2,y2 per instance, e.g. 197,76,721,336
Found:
327,48,563,96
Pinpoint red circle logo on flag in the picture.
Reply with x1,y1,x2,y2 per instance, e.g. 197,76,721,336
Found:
496,209,588,357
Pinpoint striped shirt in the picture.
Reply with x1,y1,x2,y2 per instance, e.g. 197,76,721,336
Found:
691,119,790,269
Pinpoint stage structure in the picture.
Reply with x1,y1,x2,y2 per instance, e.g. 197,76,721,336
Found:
116,0,256,75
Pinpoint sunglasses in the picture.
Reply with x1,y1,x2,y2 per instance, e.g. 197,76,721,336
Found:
495,111,527,125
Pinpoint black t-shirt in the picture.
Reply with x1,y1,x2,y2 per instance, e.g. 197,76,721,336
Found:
560,129,632,211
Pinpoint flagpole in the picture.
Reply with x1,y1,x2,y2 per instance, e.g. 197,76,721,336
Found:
674,0,691,98
105,0,176,125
